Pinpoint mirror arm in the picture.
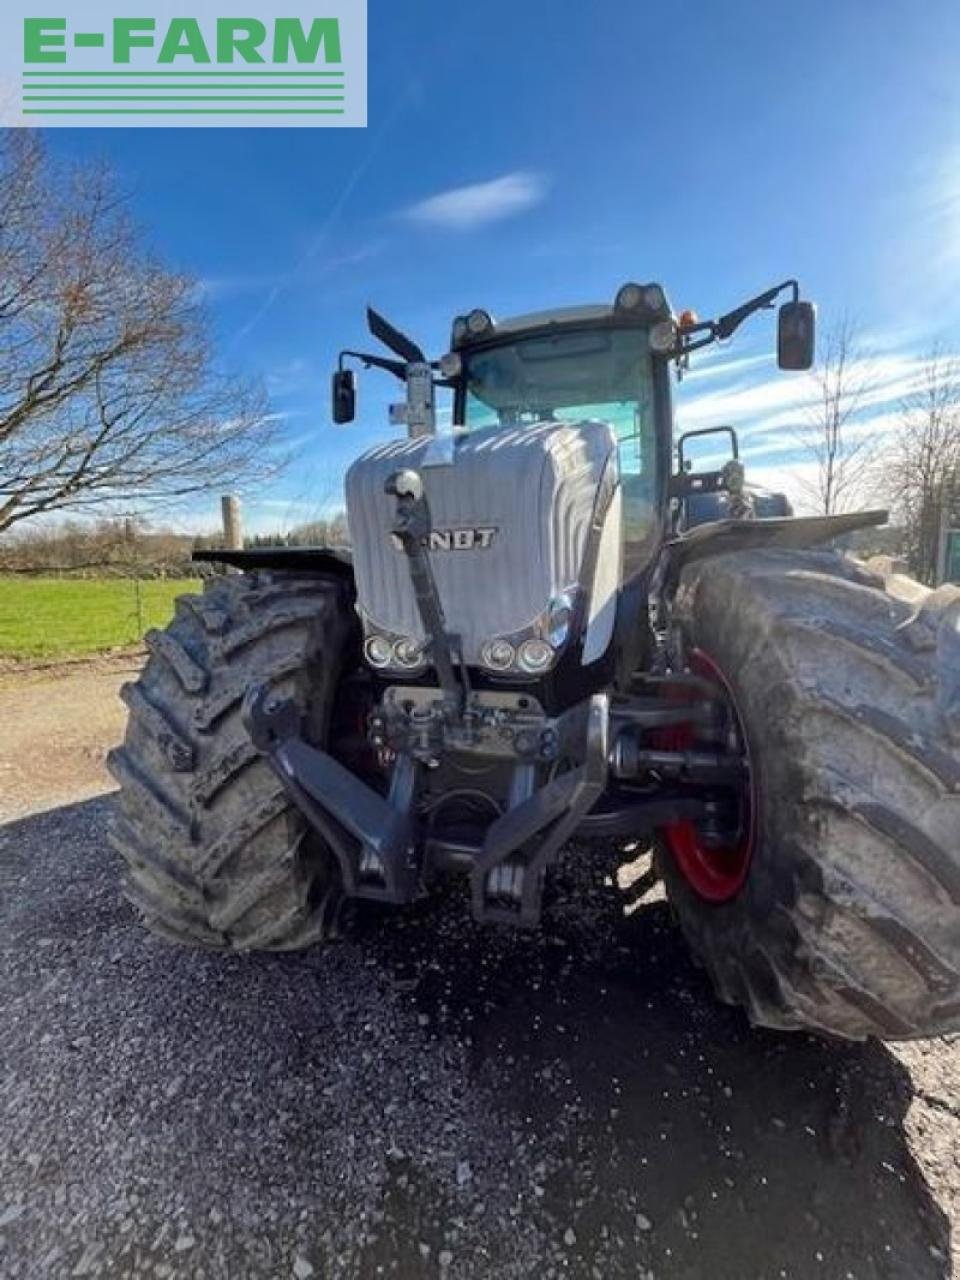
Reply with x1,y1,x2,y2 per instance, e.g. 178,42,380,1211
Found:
676,330,717,356
337,349,457,389
679,279,801,359
715,278,798,340
338,349,408,381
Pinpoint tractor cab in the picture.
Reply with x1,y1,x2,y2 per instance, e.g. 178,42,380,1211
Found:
332,280,816,587
445,290,674,579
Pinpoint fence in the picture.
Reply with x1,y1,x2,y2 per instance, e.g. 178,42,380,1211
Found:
0,575,200,660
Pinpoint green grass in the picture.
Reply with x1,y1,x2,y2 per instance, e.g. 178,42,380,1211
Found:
0,576,200,659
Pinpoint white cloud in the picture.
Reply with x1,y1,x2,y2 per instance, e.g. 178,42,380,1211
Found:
672,349,951,517
197,274,278,302
266,359,314,397
403,172,547,231
676,352,934,440
681,352,775,384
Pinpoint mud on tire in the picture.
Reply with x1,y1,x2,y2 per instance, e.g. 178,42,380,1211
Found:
108,571,356,950
660,549,960,1040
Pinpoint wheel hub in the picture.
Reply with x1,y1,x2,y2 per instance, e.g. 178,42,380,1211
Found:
656,649,755,903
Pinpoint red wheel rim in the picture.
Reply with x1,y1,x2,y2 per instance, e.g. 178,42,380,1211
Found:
658,649,755,903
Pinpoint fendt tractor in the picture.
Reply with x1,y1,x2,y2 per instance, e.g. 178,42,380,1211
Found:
110,278,960,1040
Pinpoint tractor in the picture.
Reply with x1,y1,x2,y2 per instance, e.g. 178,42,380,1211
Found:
109,278,960,1040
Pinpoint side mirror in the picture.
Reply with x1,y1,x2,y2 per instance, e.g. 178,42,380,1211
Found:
331,369,356,424
777,300,816,371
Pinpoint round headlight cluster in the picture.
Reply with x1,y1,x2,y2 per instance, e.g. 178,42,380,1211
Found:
452,310,494,344
372,630,559,676
438,351,462,379
480,636,556,674
393,637,425,669
615,282,667,315
517,638,555,673
615,282,644,311
466,308,493,336
481,638,515,671
364,635,393,668
643,283,666,312
649,319,678,353
364,634,425,670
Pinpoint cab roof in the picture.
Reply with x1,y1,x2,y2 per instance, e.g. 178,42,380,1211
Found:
451,286,673,350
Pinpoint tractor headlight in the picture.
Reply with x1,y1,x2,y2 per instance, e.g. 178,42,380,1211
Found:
546,591,575,648
364,635,393,668
615,282,644,312
517,638,556,673
392,637,425,669
616,282,667,316
439,351,462,378
466,308,493,336
649,319,678,353
643,284,666,312
452,316,469,345
481,638,515,671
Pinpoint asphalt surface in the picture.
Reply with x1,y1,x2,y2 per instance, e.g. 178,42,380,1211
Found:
0,796,956,1279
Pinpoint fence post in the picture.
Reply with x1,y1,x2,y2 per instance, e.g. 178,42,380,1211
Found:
133,575,144,642
221,494,243,551
123,517,146,642
942,509,957,588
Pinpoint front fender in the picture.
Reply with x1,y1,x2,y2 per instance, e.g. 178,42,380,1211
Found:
659,509,888,595
192,545,355,583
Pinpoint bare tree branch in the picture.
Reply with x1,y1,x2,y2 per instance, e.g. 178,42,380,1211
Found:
881,346,960,584
0,134,282,534
794,315,881,514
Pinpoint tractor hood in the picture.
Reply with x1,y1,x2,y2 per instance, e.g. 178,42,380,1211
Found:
344,420,620,667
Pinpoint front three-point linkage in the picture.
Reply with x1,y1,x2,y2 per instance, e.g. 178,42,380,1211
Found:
238,471,469,910
385,468,468,719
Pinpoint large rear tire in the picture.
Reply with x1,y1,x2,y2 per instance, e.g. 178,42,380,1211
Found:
660,549,960,1040
108,571,356,950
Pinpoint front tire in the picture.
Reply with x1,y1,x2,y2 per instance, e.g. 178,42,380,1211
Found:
108,571,356,950
660,549,960,1040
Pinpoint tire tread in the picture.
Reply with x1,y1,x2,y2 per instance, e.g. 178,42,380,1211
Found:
110,571,353,951
663,548,960,1040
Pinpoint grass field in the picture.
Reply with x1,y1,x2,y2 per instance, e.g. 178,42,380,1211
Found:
0,577,200,659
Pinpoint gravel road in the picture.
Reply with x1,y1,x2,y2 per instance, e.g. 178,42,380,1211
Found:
0,655,141,822
0,660,957,1279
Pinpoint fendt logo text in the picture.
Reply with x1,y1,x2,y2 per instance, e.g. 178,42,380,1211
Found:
1,3,366,128
391,528,500,553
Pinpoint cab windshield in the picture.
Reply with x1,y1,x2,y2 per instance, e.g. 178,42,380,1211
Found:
460,326,660,566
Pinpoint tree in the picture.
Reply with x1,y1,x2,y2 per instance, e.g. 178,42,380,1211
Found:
885,348,960,584
287,512,350,546
0,134,278,534
796,316,880,514
0,516,198,577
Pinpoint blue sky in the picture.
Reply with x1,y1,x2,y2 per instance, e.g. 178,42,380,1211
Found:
47,0,960,531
